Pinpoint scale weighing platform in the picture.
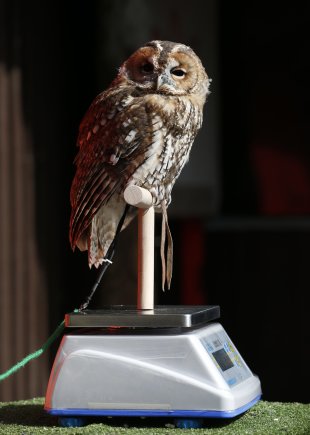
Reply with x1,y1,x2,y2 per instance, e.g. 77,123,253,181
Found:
45,305,261,427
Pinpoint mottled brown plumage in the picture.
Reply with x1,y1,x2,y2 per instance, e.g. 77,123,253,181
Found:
69,40,210,274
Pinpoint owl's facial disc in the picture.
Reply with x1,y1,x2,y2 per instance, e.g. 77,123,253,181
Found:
120,46,160,88
118,41,209,98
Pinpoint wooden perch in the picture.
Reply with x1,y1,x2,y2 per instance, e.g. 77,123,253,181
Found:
124,185,154,310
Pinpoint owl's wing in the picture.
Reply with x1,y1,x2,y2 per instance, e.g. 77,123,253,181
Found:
69,89,152,250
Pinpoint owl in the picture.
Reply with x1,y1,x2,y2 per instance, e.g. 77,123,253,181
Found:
69,40,210,288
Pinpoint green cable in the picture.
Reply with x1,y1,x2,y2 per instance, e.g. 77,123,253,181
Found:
0,319,65,382
0,208,120,382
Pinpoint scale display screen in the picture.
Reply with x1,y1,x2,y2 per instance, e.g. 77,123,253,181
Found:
201,330,252,388
212,348,234,372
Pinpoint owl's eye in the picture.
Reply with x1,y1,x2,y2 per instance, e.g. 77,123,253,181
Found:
140,62,154,74
171,68,186,78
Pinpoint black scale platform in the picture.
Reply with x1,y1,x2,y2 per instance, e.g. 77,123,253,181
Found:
65,305,220,329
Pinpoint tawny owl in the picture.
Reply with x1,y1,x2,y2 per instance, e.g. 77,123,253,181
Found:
69,40,210,288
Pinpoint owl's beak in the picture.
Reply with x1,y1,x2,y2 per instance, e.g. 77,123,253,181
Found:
157,74,173,90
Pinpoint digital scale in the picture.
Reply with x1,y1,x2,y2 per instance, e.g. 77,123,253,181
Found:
44,306,261,427
44,186,261,428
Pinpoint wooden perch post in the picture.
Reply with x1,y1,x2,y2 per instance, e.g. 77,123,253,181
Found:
124,185,154,310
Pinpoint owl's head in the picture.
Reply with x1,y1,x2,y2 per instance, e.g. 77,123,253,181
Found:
117,40,210,101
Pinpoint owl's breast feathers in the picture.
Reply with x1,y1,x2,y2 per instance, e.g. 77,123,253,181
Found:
69,87,203,264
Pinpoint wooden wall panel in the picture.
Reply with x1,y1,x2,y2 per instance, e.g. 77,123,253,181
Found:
0,2,49,402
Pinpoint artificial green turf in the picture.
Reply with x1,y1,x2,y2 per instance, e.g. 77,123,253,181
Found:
0,398,309,434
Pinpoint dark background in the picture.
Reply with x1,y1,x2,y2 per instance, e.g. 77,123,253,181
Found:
0,0,309,403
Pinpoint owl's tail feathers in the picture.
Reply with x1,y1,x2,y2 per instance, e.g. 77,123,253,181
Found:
160,202,173,291
79,204,130,311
